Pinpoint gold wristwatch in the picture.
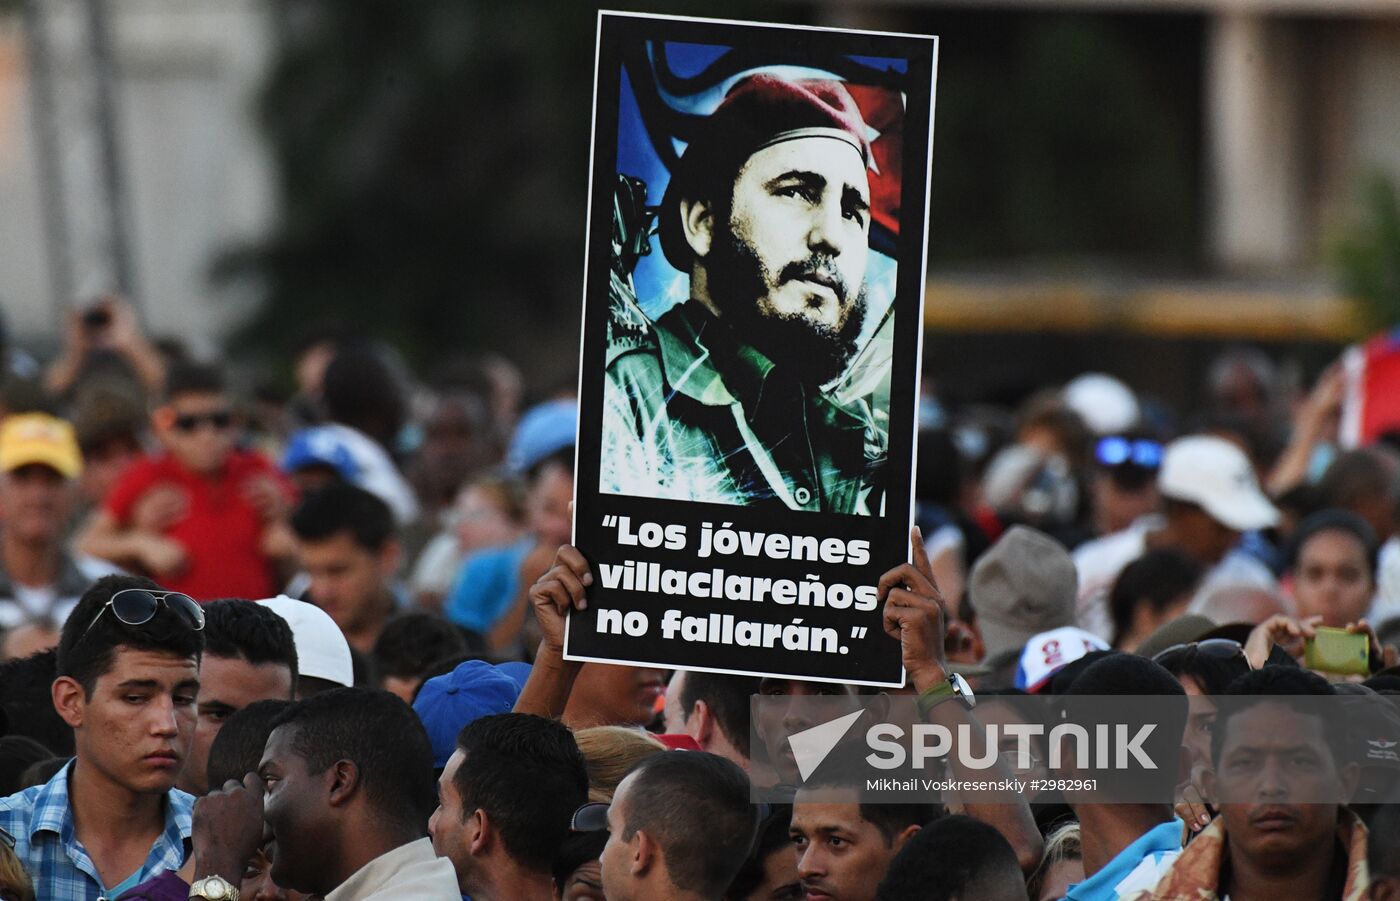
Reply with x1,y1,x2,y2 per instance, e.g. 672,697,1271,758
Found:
189,875,240,900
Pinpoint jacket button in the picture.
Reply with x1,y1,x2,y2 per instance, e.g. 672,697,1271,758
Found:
794,486,812,505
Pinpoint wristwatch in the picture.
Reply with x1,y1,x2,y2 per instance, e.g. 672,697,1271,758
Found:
189,876,240,900
915,672,976,720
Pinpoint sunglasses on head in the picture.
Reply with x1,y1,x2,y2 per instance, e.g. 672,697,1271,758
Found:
571,801,609,833
172,410,233,433
1096,436,1163,470
79,588,205,642
569,798,775,860
1153,638,1251,669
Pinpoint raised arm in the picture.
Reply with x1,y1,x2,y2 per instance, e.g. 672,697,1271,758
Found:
513,544,591,719
879,530,1044,874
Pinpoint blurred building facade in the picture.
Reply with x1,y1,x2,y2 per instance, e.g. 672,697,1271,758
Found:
820,0,1400,340
0,0,1396,399
0,0,272,352
811,0,1400,407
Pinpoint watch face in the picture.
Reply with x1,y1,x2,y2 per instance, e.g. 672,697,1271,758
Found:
200,879,228,899
951,673,976,708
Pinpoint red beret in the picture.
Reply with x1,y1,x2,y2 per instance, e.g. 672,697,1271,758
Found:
657,74,872,271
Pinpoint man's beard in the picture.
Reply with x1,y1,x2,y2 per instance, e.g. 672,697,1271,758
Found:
706,219,868,388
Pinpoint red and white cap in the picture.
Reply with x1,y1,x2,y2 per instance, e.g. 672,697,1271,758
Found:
1014,626,1110,693
659,73,873,271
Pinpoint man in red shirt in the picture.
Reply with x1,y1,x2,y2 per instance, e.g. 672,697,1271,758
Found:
77,363,295,600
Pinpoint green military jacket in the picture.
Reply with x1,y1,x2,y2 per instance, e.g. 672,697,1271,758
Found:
601,299,886,515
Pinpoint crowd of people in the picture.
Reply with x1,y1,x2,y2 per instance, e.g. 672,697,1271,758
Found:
0,296,1396,901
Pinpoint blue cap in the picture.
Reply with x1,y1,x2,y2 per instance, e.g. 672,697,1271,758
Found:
412,659,521,768
506,399,577,475
281,427,362,482
495,661,532,691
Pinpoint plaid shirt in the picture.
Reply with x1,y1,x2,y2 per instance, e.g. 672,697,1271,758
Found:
0,759,193,901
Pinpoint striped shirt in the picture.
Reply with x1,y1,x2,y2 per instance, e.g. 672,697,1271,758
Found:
0,759,193,901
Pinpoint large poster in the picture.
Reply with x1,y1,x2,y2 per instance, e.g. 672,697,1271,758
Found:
568,11,938,686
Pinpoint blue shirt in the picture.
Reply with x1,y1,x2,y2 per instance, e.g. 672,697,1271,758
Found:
1064,819,1182,901
444,538,535,634
0,759,194,901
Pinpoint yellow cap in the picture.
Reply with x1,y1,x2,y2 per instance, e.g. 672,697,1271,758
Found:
0,413,83,478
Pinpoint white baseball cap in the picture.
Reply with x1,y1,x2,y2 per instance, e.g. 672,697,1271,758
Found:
1158,435,1279,532
257,594,354,688
1064,373,1139,435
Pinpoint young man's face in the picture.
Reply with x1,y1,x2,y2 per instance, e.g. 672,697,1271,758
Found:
1210,703,1353,871
743,843,801,901
181,653,295,795
705,137,871,386
0,463,73,544
72,646,200,795
525,462,574,550
567,663,667,728
599,774,642,901
559,859,606,901
260,724,330,894
81,435,142,505
1292,529,1374,628
454,485,519,552
662,670,689,734
754,678,857,786
1179,676,1219,778
296,531,396,636
1177,506,1240,566
242,838,311,901
790,792,909,901
428,747,471,891
157,391,237,475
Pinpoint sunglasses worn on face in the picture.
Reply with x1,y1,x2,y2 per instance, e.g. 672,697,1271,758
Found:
1096,436,1163,470
80,588,205,642
173,411,233,432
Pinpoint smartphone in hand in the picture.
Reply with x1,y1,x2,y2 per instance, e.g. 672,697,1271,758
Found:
1303,626,1371,676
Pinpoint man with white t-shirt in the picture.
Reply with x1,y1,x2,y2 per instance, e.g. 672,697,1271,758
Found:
0,413,119,633
1074,435,1279,641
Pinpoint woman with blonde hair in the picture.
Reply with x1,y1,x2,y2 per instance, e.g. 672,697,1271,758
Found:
1026,822,1084,901
574,725,666,802
0,829,35,901
551,728,667,900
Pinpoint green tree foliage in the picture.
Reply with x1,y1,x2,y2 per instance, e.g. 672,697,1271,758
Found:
222,3,1205,378
220,1,598,375
220,0,755,381
1333,174,1400,332
927,11,1202,264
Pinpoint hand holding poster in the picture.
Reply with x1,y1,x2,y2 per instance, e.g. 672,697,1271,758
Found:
569,12,939,686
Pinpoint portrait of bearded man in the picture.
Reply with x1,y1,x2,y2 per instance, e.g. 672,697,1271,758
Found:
601,73,890,516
